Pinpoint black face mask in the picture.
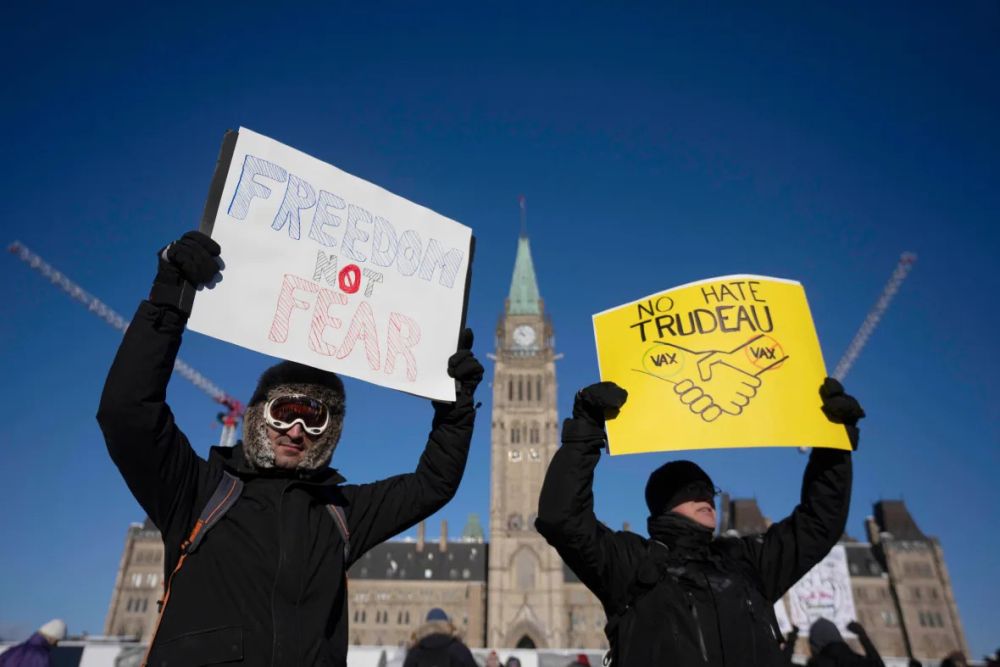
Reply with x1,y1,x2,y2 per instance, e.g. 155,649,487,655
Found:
647,511,714,557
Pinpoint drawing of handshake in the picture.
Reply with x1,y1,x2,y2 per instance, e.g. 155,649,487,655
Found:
641,335,788,422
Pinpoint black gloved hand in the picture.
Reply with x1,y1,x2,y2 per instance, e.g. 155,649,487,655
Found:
820,377,865,450
150,231,222,311
846,621,865,636
447,328,484,397
573,382,628,426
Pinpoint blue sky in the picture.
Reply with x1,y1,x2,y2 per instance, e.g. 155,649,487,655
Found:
1,1,997,657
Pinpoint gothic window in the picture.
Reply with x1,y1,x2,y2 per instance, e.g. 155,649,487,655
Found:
529,422,540,444
508,378,513,401
536,376,542,401
518,377,523,401
526,379,532,401
513,549,538,590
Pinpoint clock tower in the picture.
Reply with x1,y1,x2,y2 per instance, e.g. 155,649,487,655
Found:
487,228,567,648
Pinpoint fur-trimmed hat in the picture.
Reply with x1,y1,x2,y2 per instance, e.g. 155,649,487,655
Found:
243,361,346,470
248,361,345,408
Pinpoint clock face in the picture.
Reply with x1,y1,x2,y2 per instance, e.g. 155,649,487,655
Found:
512,325,537,347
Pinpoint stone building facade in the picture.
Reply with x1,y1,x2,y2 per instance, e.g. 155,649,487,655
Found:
103,519,163,641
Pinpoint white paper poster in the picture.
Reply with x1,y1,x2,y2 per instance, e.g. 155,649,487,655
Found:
787,544,858,636
188,128,472,401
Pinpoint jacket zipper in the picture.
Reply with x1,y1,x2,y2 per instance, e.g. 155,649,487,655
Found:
271,482,289,667
687,593,709,663
746,596,759,663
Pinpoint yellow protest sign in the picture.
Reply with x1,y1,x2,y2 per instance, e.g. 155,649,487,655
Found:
593,275,851,455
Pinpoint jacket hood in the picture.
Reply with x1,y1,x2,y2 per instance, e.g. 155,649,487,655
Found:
414,620,457,646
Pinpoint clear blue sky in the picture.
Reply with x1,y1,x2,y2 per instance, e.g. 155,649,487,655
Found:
1,1,997,657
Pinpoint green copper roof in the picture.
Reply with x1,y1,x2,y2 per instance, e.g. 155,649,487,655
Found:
462,513,484,541
508,235,541,315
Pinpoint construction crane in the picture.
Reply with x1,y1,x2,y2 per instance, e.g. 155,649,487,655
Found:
832,252,917,381
798,252,917,453
8,241,245,447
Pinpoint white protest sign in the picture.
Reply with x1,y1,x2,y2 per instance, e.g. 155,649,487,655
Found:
187,128,472,401
787,544,858,637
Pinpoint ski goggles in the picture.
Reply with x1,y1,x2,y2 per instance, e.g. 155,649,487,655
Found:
264,395,331,436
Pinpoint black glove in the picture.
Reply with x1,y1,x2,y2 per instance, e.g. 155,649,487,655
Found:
846,621,865,636
447,328,484,397
573,381,628,426
820,377,865,450
150,231,222,312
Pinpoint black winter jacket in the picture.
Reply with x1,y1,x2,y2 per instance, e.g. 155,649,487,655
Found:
98,302,477,667
535,417,853,667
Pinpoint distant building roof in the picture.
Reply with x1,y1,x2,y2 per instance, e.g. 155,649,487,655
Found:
349,541,487,582
722,498,769,536
874,500,928,541
843,542,886,577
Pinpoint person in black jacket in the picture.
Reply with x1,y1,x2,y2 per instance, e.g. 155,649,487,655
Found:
402,608,477,667
807,619,885,667
97,231,483,667
536,379,864,667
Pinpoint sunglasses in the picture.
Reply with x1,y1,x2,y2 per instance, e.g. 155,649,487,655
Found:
264,395,331,436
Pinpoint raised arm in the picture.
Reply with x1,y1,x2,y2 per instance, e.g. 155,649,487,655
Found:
535,382,640,609
96,232,221,535
847,621,885,667
740,378,864,600
342,329,483,562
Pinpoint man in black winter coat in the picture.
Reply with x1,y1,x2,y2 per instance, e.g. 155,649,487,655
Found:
97,231,483,667
536,378,864,667
403,608,478,667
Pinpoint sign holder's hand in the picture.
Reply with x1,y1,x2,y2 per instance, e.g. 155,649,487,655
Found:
573,382,629,426
819,378,865,450
150,230,223,314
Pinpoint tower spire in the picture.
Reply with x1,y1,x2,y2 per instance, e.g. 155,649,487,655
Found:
507,196,541,315
519,194,527,238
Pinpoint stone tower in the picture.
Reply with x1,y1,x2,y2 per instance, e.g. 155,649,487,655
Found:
486,230,567,648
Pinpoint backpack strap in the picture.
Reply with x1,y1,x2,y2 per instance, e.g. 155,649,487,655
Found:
326,503,351,563
143,471,243,667
183,471,244,554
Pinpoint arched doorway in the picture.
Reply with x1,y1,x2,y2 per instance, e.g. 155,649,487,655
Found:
516,635,536,649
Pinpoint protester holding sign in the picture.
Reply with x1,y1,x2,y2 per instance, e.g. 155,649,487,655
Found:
535,378,864,667
97,230,483,667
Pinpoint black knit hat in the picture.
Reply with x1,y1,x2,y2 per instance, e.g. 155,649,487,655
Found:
645,460,715,517
248,360,345,408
